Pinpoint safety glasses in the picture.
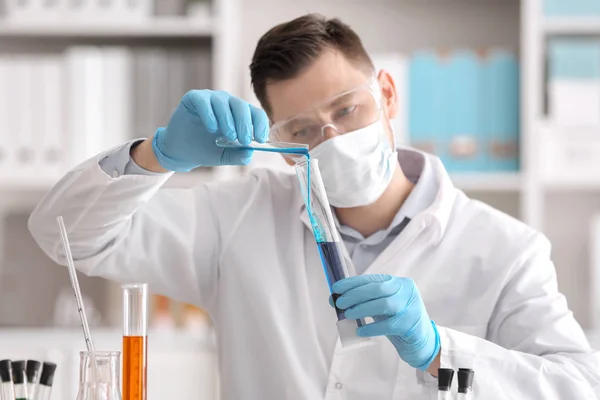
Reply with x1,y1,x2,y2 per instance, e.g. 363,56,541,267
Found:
269,78,383,150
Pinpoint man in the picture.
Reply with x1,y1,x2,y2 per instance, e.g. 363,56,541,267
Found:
29,14,599,399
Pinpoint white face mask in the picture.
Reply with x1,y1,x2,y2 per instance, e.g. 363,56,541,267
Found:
308,119,398,208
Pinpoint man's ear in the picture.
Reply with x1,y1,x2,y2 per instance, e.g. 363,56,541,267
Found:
377,70,398,120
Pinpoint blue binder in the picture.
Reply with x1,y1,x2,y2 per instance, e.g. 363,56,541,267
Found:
483,51,520,172
408,51,445,160
548,38,600,81
444,50,483,173
544,0,600,16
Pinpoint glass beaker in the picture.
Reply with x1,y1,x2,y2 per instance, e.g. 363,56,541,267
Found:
295,158,371,348
76,351,122,400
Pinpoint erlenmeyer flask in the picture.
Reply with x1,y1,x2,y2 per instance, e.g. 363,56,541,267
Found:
76,351,122,400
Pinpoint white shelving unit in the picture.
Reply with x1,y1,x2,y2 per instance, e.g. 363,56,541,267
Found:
543,17,600,35
522,0,600,329
0,17,215,37
524,2,600,228
0,0,244,191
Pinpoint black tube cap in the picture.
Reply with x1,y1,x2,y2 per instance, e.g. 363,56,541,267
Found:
437,368,455,391
26,360,41,383
0,360,11,383
11,360,26,384
458,368,474,393
40,362,57,387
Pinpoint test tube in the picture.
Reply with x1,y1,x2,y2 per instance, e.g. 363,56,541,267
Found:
37,362,57,400
0,360,15,400
437,368,455,400
11,360,27,400
25,360,41,400
295,158,370,348
457,368,475,400
122,283,148,400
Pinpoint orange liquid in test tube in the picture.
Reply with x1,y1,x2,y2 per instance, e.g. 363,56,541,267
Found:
123,335,147,400
122,284,148,400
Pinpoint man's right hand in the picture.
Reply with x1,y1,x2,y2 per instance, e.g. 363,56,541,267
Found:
135,90,270,173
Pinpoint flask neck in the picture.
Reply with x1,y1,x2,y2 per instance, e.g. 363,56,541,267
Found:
78,351,121,399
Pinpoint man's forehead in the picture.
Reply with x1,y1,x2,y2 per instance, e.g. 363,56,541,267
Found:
266,50,369,123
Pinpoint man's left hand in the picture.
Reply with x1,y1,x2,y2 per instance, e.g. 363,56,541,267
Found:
332,274,441,372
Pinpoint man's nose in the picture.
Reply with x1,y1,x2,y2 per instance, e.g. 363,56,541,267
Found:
321,124,341,141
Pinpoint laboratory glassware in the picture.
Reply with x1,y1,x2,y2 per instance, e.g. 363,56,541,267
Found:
215,138,309,159
56,216,97,354
76,351,122,400
457,368,474,400
12,360,27,400
437,368,455,400
122,283,148,400
37,362,57,400
295,158,370,348
25,360,41,399
0,359,15,400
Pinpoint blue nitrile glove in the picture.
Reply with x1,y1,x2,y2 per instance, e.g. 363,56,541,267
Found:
332,274,441,371
152,90,269,172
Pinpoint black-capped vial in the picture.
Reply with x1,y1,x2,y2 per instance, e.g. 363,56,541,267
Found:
457,368,475,400
437,368,455,400
12,360,28,400
0,360,15,400
37,362,58,400
26,360,42,399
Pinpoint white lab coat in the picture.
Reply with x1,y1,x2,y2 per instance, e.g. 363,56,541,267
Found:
29,144,600,399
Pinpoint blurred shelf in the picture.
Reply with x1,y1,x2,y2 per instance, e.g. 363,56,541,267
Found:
0,169,217,193
0,175,62,192
0,327,216,351
542,177,600,191
540,120,600,135
543,17,600,35
450,172,522,192
0,17,215,38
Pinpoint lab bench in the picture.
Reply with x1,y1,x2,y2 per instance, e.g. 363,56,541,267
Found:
0,327,220,399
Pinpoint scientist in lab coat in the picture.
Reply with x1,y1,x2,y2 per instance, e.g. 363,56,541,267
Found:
29,14,600,400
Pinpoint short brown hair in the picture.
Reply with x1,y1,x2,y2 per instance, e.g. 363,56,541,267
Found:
250,13,374,116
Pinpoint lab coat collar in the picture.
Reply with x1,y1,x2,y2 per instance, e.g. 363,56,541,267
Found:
298,147,456,245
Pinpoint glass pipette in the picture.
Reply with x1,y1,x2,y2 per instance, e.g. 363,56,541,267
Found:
56,216,96,354
215,137,309,155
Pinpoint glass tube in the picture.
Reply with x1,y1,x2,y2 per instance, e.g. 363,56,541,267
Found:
12,360,27,400
76,351,121,400
37,362,57,400
437,368,454,400
0,359,15,400
457,369,474,400
295,158,370,348
122,283,148,400
25,360,41,400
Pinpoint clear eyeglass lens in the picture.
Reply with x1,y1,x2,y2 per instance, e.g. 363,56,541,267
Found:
270,86,381,149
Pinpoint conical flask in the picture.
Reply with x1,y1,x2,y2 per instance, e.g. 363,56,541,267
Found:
76,351,122,400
